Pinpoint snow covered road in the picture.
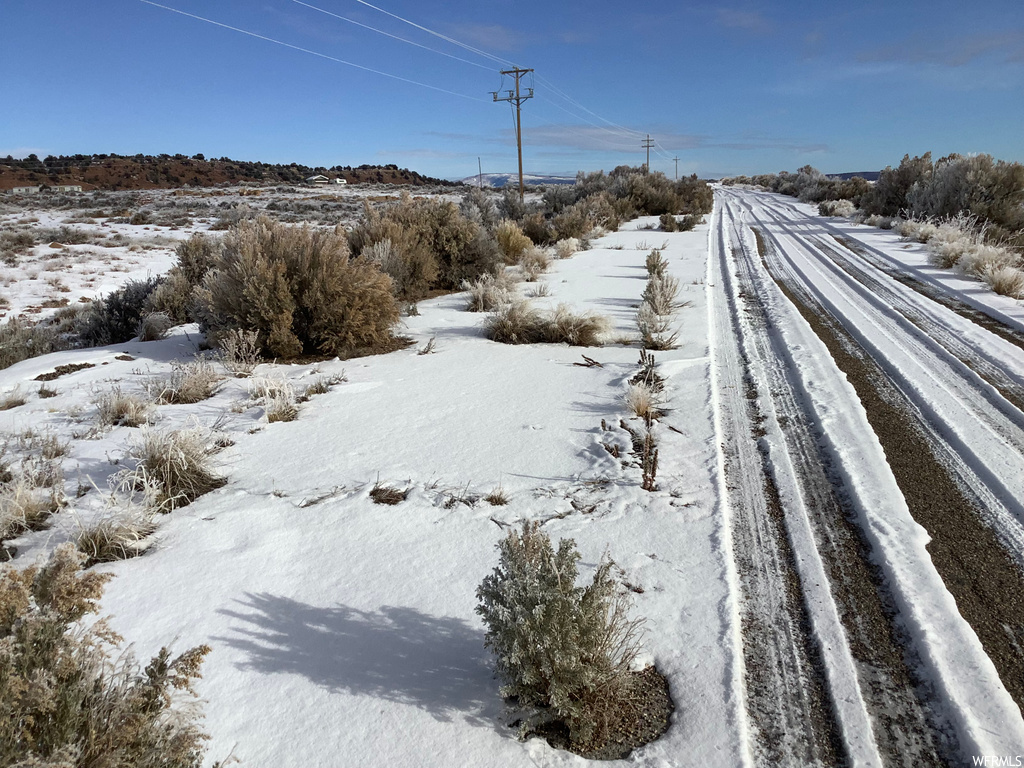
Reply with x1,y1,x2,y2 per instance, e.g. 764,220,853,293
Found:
714,188,1024,764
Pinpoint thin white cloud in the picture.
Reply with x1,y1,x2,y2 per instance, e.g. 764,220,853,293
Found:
716,8,774,35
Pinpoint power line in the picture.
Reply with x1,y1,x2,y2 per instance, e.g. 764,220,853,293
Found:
137,0,485,102
353,0,514,67
291,0,492,71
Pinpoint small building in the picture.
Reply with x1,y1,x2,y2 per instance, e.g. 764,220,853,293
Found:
305,175,329,185
9,185,41,195
330,177,347,185
53,185,83,193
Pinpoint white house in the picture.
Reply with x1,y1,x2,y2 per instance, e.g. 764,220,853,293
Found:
305,175,329,185
9,185,41,195
53,185,83,193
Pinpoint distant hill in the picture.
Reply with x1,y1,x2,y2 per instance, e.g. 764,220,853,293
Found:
459,172,577,188
0,153,462,191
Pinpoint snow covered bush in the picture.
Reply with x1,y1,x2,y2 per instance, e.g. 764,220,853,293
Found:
198,216,400,359
0,544,212,767
645,249,667,278
0,475,63,544
636,303,678,351
554,238,579,259
476,522,645,746
217,328,261,377
818,199,856,218
126,427,226,512
138,311,173,341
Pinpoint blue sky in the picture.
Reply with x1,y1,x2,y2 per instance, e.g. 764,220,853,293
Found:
2,0,1022,179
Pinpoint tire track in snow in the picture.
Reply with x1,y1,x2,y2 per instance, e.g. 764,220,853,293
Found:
709,200,848,767
723,188,1024,759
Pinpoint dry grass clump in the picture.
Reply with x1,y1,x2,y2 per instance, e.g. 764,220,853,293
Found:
545,304,611,346
464,271,517,312
0,476,64,542
199,215,400,359
217,328,261,377
95,386,155,427
0,544,212,767
369,479,408,505
484,485,508,506
0,388,27,411
484,300,610,347
249,376,299,423
483,299,547,344
983,265,1024,299
554,238,580,259
148,359,222,405
75,508,157,566
37,384,59,399
520,248,551,282
476,522,646,747
126,427,226,511
624,381,664,421
495,219,534,263
298,372,346,401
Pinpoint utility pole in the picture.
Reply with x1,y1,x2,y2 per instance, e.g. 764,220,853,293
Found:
673,156,679,181
642,134,654,174
492,66,534,202
478,157,483,189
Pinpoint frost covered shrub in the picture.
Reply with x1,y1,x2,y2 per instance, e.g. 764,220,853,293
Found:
147,360,222,405
520,248,551,281
542,185,577,214
495,219,533,263
76,508,157,565
77,277,162,346
460,187,500,231
0,476,63,543
543,305,610,346
476,522,644,745
363,237,436,299
818,199,856,218
865,153,934,217
636,303,678,351
126,426,226,511
95,386,154,428
0,318,62,371
483,299,546,344
175,232,221,286
983,265,1024,299
640,274,681,316
217,328,261,377
483,301,609,346
551,200,595,241
349,194,501,293
199,216,399,359
0,544,212,767
521,213,555,247
147,233,222,324
554,238,580,259
138,311,174,341
464,272,517,312
645,249,667,278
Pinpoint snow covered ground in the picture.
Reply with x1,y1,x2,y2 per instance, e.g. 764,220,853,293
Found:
3,188,1024,766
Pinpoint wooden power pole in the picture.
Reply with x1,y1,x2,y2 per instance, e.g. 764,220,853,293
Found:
673,156,680,181
492,66,533,202
642,134,654,174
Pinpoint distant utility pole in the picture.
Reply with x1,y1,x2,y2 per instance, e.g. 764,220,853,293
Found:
673,156,679,181
492,66,534,202
642,134,654,174
478,157,483,189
